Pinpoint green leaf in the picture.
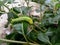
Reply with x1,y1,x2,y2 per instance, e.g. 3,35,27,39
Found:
32,0,46,4
38,32,51,44
55,3,60,9
0,0,7,6
23,22,28,34
7,0,15,4
13,7,21,13
28,31,38,41
55,43,60,45
13,23,22,34
13,23,28,34
8,12,18,21
20,6,30,15
51,36,56,45
45,31,53,36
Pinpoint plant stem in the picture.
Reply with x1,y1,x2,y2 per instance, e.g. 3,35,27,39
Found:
22,23,29,45
0,38,39,45
48,41,52,45
27,36,38,44
34,24,46,32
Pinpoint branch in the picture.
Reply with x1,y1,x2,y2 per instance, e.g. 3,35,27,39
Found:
0,38,39,45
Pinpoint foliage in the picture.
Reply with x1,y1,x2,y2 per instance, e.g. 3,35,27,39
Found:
0,0,60,45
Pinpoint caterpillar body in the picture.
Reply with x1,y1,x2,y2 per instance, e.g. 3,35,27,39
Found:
11,16,33,24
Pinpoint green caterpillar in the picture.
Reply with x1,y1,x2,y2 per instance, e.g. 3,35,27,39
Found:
11,16,33,24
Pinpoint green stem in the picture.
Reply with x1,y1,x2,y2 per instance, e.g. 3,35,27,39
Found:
27,36,38,44
48,41,52,45
34,24,46,32
0,11,7,13
0,38,39,45
22,23,29,45
33,29,39,34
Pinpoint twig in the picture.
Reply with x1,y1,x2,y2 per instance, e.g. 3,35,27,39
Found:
34,24,46,32
22,23,30,45
0,38,39,45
